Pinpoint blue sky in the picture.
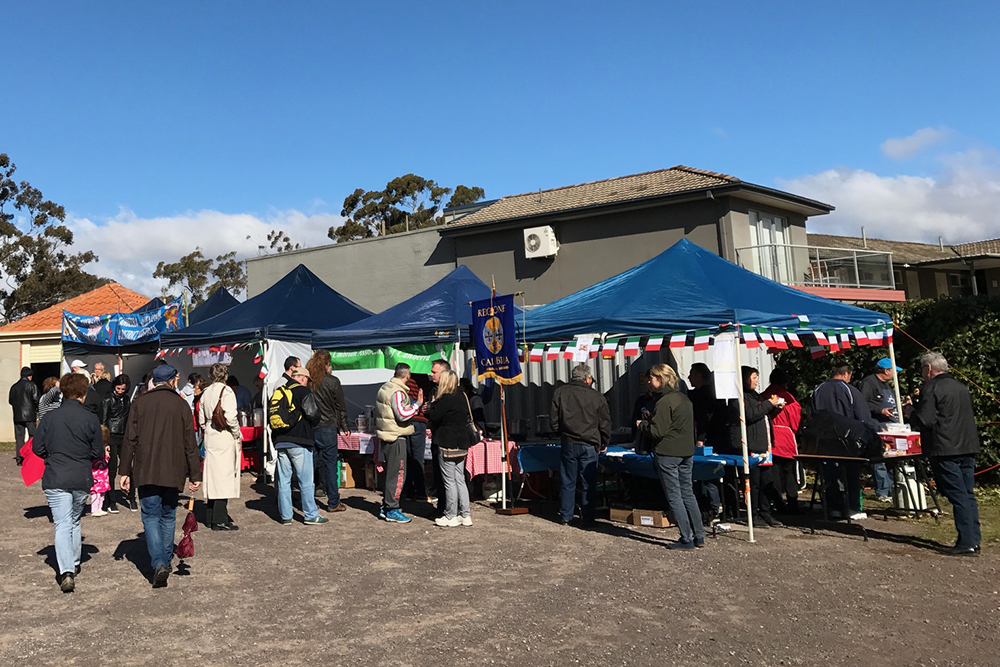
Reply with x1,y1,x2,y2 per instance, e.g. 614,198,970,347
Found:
4,2,1000,295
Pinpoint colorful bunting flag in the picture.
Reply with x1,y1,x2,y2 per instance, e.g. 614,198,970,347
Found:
813,330,829,346
771,329,789,350
546,344,560,361
623,337,641,357
669,332,687,349
870,325,884,347
885,325,894,345
758,328,776,348
529,344,544,363
787,330,803,348
810,345,826,359
693,330,711,351
600,341,618,359
796,314,810,326
827,330,841,352
854,327,869,346
645,335,663,352
562,343,576,360
839,331,851,349
741,325,759,349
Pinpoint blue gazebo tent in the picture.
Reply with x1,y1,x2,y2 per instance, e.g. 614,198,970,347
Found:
312,265,496,349
160,264,371,347
522,238,890,341
187,287,240,326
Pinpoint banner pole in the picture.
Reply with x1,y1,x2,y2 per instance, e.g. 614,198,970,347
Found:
887,333,905,426
734,327,755,544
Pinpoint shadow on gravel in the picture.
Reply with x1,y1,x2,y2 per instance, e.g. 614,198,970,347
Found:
343,495,383,518
37,543,99,574
24,505,51,521
113,533,154,582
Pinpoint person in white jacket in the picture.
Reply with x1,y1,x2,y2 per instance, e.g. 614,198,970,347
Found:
198,364,242,531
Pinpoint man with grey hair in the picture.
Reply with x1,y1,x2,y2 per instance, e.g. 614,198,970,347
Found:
905,351,982,556
551,363,611,526
375,363,423,523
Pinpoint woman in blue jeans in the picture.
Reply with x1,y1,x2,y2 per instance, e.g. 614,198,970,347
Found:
426,370,475,527
32,372,103,592
637,364,704,549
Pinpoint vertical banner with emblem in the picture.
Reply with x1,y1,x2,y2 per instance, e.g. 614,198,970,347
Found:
471,294,523,385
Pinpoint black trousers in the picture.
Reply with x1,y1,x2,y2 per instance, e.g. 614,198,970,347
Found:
14,421,35,461
772,456,799,509
207,498,229,525
106,433,134,506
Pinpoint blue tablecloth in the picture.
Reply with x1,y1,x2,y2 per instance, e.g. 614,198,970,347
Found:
515,444,760,482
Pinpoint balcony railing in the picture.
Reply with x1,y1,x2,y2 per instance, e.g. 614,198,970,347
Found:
735,244,896,290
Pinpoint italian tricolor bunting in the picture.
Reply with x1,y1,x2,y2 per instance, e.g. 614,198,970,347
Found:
741,325,759,349
623,337,642,357
758,328,775,348
810,345,826,359
693,330,711,351
870,325,884,347
796,314,810,326
645,335,663,352
562,343,576,360
600,341,618,358
529,344,544,362
546,344,561,361
827,330,840,352
839,331,851,350
787,330,803,348
669,332,687,349
885,326,894,345
771,329,789,350
854,327,869,345
813,330,829,346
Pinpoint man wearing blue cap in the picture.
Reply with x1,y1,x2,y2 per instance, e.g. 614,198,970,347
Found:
120,363,202,588
859,358,903,501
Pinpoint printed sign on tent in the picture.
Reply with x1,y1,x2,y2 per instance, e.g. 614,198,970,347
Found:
471,294,523,385
712,332,739,400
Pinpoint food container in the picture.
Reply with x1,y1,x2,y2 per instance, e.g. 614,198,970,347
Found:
356,415,369,433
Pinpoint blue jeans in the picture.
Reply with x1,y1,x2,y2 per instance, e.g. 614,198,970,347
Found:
314,428,341,507
44,489,88,575
276,444,318,521
138,485,179,571
656,455,705,543
931,455,982,548
559,443,598,523
872,462,892,497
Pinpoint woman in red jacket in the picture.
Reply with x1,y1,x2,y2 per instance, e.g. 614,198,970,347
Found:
762,368,802,514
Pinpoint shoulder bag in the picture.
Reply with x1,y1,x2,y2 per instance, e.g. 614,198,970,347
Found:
462,392,482,448
211,385,229,430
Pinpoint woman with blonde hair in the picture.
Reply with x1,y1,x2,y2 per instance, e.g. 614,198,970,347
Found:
198,363,242,530
426,370,475,527
637,363,704,549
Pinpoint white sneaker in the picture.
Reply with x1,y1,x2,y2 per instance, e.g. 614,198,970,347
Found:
461,515,473,526
849,512,868,521
90,510,107,517
434,516,461,528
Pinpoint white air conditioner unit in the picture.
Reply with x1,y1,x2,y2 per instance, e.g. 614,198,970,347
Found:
523,225,559,259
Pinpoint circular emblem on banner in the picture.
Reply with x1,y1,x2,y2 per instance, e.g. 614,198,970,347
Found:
483,316,504,354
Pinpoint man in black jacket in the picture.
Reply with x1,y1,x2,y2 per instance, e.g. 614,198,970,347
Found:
9,367,39,466
271,367,326,526
551,364,610,526
858,358,902,501
905,351,982,556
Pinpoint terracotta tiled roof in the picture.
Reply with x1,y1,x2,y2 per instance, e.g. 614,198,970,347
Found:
951,238,1000,256
806,233,952,265
446,166,741,228
0,283,150,335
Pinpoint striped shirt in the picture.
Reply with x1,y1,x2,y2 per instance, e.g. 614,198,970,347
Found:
37,386,63,422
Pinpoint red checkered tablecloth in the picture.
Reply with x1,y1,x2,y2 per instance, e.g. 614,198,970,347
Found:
337,433,376,453
465,440,519,478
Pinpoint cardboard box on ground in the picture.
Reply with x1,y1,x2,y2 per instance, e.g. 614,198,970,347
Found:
607,506,674,528
339,452,372,490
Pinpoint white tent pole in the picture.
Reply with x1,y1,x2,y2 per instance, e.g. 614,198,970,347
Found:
733,328,755,543
887,335,905,426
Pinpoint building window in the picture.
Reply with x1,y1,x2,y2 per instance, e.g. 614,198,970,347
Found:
748,210,790,283
948,273,969,288
893,269,902,289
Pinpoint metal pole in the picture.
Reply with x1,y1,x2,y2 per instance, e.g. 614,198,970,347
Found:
733,329,755,543
887,336,905,426
500,384,508,510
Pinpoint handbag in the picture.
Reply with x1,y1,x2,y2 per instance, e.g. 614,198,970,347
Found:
211,386,229,430
462,392,482,447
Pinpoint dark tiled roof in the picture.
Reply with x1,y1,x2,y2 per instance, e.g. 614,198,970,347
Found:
446,166,741,228
951,238,1000,256
806,233,952,265
0,283,150,335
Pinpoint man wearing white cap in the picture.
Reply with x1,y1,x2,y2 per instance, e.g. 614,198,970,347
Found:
70,360,102,415
70,360,88,374
859,357,904,502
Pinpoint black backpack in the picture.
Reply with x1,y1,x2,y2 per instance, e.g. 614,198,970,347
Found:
798,409,883,459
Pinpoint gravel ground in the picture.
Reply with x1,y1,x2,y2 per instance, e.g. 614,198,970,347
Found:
1,459,998,667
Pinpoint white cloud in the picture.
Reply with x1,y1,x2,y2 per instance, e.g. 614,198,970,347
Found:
880,126,950,159
69,207,343,299
780,149,1000,244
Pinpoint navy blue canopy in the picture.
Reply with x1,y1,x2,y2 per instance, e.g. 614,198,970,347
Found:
188,287,240,326
522,239,891,340
160,265,371,346
312,265,495,349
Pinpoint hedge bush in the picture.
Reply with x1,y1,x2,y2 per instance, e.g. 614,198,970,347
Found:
773,296,1000,480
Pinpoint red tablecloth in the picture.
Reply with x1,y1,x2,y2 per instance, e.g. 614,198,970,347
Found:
240,426,263,442
465,440,518,478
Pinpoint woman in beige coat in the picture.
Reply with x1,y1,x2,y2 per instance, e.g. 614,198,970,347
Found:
198,363,242,531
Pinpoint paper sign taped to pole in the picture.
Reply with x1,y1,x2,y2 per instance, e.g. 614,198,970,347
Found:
713,332,739,400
